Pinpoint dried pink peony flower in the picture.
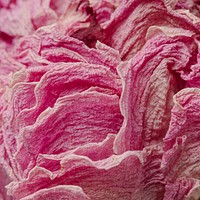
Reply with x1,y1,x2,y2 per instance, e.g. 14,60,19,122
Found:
0,0,200,200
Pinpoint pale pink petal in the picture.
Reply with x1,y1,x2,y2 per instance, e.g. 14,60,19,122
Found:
7,146,164,200
20,185,89,200
114,35,197,153
162,88,200,199
102,0,200,60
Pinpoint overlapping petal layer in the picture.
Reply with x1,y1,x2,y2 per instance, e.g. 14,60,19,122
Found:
7,145,164,200
1,0,200,199
162,88,200,200
102,0,200,60
114,34,199,153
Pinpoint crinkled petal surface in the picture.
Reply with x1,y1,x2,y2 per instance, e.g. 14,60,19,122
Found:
20,185,89,200
114,34,198,153
162,88,200,199
1,0,200,199
102,0,200,60
7,146,164,200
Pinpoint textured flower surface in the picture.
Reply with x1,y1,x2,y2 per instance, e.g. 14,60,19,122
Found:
0,0,200,199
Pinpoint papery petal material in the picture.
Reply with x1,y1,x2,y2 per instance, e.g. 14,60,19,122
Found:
162,88,200,199
7,146,164,200
114,35,198,153
102,0,200,60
